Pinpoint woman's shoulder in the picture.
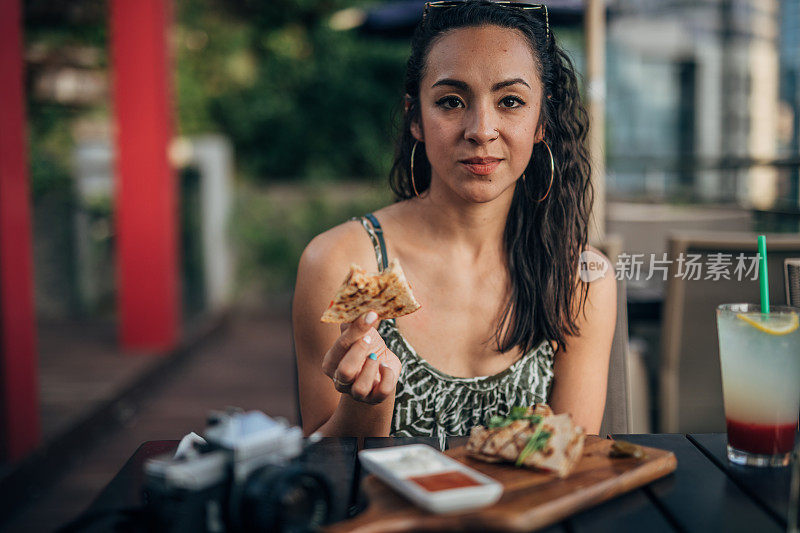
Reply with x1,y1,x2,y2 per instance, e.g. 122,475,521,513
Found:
294,217,382,331
582,244,612,266
578,244,616,307
297,217,380,288
579,244,614,281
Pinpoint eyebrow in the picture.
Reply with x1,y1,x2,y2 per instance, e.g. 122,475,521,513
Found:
431,78,531,91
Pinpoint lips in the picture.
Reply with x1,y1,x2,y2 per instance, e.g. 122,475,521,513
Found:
459,157,502,176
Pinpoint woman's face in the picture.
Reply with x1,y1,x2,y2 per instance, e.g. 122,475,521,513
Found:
412,25,544,204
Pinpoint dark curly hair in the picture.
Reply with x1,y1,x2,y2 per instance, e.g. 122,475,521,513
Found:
389,0,593,354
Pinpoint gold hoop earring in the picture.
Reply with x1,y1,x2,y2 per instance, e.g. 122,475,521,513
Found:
537,140,555,202
410,140,421,198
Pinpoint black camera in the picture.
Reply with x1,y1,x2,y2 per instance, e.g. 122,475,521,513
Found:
143,409,332,533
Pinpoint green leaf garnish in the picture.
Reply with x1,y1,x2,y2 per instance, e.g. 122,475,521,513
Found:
487,408,542,429
515,422,552,467
510,406,528,418
488,415,512,428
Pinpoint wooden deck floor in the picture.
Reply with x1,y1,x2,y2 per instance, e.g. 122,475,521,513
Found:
37,319,162,444
4,310,298,532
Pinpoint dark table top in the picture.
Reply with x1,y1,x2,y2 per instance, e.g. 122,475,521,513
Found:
72,433,793,532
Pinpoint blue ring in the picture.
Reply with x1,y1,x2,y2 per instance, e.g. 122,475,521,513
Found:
368,352,378,361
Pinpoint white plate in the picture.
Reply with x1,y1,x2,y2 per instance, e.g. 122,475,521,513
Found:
358,444,503,514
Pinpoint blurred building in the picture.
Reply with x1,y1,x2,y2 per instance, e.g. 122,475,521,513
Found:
779,0,800,161
605,0,798,210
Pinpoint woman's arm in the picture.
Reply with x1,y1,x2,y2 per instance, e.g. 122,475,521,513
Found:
548,249,617,434
292,224,401,437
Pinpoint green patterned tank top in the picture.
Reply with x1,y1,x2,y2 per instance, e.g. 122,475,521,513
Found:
352,214,555,445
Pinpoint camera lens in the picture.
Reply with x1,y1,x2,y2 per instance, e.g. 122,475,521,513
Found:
239,464,331,533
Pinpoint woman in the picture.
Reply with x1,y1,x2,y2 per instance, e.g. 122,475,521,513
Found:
293,0,616,440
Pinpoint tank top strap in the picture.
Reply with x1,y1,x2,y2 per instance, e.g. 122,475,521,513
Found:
351,213,389,272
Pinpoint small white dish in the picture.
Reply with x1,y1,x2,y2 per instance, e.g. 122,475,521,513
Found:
358,444,503,514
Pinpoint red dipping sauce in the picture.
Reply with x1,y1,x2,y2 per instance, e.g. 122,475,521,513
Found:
408,471,482,492
726,419,798,455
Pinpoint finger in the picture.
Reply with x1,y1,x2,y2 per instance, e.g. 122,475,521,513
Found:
333,328,385,384
332,377,352,395
367,362,397,404
322,311,380,377
372,358,383,388
350,353,379,402
371,351,394,389
339,315,371,334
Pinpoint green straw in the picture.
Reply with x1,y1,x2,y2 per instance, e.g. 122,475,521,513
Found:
757,235,769,314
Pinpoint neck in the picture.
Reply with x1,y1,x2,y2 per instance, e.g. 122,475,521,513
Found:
406,178,517,262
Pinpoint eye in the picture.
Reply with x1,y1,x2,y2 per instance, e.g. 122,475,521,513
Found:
435,96,465,109
499,96,525,108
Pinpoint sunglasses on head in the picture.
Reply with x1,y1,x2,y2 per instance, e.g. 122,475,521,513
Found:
422,1,549,42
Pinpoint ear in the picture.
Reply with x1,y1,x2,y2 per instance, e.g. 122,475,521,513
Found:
410,119,424,143
534,123,546,143
405,94,424,143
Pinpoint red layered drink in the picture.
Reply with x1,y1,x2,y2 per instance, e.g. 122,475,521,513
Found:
717,304,800,467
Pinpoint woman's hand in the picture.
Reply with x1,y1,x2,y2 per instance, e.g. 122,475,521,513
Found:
321,311,401,405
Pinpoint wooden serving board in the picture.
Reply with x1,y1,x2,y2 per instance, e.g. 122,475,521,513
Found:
325,436,677,532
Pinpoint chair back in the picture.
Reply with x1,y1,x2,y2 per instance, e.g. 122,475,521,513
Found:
660,232,800,433
786,258,800,306
599,278,632,436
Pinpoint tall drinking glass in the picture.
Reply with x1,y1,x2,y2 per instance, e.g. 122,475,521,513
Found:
790,438,799,532
716,304,800,467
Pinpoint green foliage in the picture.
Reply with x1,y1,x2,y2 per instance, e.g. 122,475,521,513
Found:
24,1,108,51
232,181,392,294
24,2,108,198
27,104,78,199
25,0,408,194
176,0,408,181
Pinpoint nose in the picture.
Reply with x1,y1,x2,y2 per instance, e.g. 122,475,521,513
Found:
464,102,499,145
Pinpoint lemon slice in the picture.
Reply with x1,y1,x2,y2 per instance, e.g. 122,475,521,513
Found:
737,312,799,335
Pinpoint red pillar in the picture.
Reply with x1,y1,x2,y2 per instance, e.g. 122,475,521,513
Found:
110,0,179,351
0,0,41,460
